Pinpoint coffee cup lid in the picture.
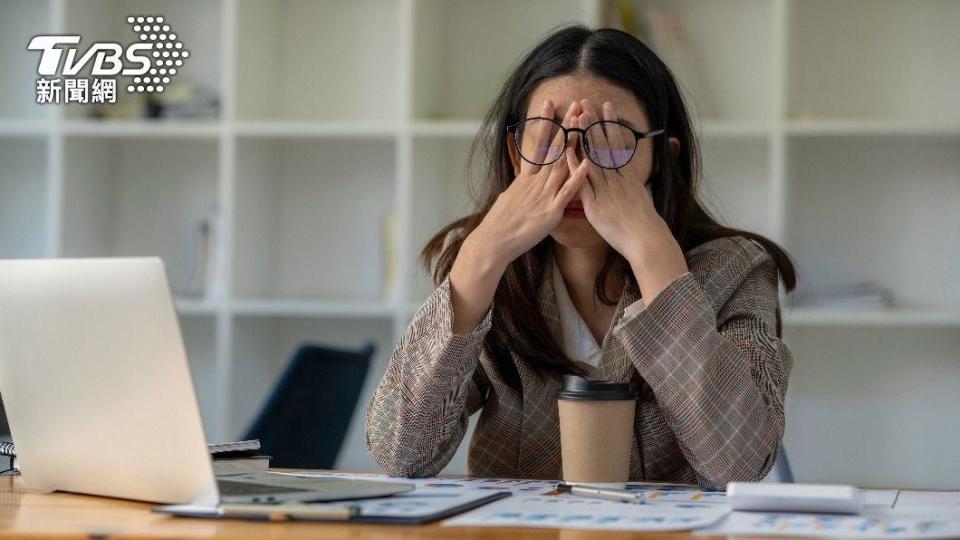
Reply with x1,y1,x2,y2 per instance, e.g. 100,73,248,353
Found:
557,375,637,401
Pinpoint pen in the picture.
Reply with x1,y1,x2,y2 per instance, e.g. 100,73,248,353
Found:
557,483,647,504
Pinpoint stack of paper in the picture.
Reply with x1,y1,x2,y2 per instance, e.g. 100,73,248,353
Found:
275,472,960,537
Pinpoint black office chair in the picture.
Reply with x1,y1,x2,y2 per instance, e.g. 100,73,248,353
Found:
241,341,375,469
773,444,795,483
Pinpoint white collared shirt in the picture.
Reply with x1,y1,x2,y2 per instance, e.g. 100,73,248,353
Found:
552,260,646,378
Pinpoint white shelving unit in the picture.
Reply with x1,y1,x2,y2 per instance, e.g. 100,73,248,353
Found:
1,0,957,481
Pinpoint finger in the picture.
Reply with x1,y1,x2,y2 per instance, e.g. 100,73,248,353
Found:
602,101,630,168
543,144,570,193
597,104,625,185
554,152,591,207
565,137,581,172
521,99,555,176
579,111,608,190
543,102,578,193
581,99,616,169
567,141,596,207
565,100,582,160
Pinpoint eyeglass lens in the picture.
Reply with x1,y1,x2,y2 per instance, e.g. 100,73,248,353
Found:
516,118,638,168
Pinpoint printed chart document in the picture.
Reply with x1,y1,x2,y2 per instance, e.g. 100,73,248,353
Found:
271,471,551,523
444,493,730,531
694,511,960,539
444,482,730,531
696,489,960,539
278,472,729,530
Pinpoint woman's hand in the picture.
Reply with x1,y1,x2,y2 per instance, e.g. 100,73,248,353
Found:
448,99,590,334
469,99,591,268
566,98,689,303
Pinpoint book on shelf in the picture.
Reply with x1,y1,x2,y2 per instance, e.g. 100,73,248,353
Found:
0,439,270,476
179,205,222,301
212,455,271,473
209,439,271,472
381,209,398,303
790,282,894,310
600,0,716,118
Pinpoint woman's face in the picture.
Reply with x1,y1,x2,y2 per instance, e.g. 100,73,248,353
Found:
507,74,657,250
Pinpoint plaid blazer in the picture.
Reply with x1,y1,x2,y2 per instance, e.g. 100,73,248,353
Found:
365,235,792,490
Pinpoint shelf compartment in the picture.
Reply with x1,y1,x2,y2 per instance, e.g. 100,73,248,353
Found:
0,0,53,120
61,0,223,120
408,135,477,303
786,119,960,138
0,137,49,258
62,119,220,138
234,121,398,139
410,120,483,138
235,0,401,121
0,120,48,137
61,137,220,297
785,135,960,309
229,315,394,468
784,306,960,328
412,0,588,121
784,326,960,488
697,136,772,238
231,298,395,319
175,297,219,316
626,0,775,123
233,137,396,302
787,0,960,123
180,314,218,436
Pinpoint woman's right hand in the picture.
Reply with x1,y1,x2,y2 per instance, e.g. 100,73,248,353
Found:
447,99,590,334
470,99,590,267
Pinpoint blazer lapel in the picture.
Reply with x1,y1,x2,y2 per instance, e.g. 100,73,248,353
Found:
513,252,564,479
539,250,564,350
598,276,643,384
539,250,643,385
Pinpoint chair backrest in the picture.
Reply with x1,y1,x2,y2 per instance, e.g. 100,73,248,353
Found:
241,341,375,469
772,444,795,483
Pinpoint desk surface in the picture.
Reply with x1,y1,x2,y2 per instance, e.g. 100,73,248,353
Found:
0,475,776,540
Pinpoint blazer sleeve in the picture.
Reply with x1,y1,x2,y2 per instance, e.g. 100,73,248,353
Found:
613,238,792,490
365,268,493,478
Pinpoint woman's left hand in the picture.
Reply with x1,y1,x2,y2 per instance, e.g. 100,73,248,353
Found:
565,98,690,302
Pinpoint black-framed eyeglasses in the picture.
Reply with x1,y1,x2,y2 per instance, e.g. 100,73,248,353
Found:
507,116,665,170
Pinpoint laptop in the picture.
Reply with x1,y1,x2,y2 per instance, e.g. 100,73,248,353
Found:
0,258,411,506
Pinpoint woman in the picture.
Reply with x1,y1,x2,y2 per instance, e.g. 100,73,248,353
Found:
365,25,796,490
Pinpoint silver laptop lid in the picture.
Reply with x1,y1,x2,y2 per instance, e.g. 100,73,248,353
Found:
0,258,218,505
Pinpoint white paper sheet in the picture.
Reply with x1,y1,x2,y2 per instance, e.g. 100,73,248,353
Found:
444,494,729,531
695,510,960,539
863,489,899,508
275,471,727,501
277,472,729,530
896,490,960,509
623,482,728,504
697,490,960,539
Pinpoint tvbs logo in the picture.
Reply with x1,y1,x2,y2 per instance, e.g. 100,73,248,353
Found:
28,15,190,104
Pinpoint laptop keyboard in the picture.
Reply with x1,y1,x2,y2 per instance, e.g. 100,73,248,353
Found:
217,478,313,496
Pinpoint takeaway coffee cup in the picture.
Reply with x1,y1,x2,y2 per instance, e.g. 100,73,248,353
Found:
557,375,637,486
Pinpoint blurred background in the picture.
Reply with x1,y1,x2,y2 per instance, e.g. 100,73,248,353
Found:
0,0,958,487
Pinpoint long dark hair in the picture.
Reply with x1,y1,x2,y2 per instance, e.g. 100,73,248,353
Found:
421,25,797,379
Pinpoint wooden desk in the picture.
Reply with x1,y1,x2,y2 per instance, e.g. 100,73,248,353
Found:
0,475,772,539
